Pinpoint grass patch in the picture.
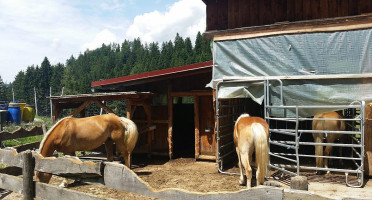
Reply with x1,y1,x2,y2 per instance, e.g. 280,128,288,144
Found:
1,116,52,148
1,135,44,147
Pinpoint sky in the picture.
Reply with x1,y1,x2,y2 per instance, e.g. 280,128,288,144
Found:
0,0,206,83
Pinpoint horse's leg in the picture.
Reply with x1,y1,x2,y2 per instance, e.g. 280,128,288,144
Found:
236,147,246,186
114,139,131,168
313,133,324,174
240,152,252,189
59,151,76,188
255,147,264,186
324,142,333,174
105,138,114,162
338,135,345,167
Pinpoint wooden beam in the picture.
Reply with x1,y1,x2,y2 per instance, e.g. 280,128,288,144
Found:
196,155,216,160
34,154,103,177
94,100,115,114
126,101,132,119
35,182,105,200
0,148,23,168
68,101,92,117
170,91,212,97
133,119,169,124
51,102,61,124
215,22,372,41
0,173,23,194
12,141,40,152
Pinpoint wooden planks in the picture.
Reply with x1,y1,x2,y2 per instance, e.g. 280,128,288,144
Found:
0,126,43,141
34,154,103,178
204,0,372,31
103,162,284,200
0,148,23,168
210,14,372,41
0,173,23,194
36,182,105,200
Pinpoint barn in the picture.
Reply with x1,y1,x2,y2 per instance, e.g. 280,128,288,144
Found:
202,0,372,187
91,61,216,160
89,0,372,188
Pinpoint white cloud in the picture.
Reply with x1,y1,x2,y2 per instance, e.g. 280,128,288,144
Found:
83,29,118,50
125,0,206,44
0,0,206,83
0,0,130,83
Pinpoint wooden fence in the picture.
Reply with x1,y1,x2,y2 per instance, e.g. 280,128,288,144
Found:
0,126,333,200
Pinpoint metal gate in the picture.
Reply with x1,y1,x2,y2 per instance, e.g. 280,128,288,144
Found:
216,78,365,187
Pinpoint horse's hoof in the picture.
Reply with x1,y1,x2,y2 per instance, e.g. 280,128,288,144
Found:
239,180,245,186
59,182,67,188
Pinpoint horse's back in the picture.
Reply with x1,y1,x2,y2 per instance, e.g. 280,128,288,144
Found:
234,115,269,147
235,116,268,136
313,111,345,131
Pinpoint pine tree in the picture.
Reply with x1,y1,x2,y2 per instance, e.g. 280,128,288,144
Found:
0,75,7,101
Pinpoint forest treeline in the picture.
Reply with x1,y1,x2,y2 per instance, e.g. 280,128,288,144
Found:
0,32,212,116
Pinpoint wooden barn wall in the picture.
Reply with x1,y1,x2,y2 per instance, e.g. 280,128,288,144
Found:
132,105,169,154
205,0,372,31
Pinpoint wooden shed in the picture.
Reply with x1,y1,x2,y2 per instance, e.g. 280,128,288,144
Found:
202,0,372,185
91,61,216,160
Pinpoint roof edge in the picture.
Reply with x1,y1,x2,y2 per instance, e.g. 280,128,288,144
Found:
91,61,213,88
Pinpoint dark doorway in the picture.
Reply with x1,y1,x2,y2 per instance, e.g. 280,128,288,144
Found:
173,100,195,158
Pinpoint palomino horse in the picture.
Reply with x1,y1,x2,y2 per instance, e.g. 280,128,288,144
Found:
35,113,138,186
234,114,269,188
312,111,345,174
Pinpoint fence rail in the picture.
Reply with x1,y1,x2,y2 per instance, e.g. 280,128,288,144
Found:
0,126,334,200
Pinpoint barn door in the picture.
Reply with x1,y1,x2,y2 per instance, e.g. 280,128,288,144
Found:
195,95,216,160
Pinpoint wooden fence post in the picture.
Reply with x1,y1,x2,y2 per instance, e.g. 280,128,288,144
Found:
22,150,35,200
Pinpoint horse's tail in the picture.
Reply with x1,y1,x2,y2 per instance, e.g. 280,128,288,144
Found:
119,117,139,152
252,123,269,185
38,117,71,156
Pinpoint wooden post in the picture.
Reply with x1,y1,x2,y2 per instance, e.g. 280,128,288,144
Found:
364,103,372,176
22,150,35,200
50,87,52,119
167,82,173,159
290,176,308,191
34,87,38,117
143,101,152,157
194,96,200,159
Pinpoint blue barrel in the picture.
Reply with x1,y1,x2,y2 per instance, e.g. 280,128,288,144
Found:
8,104,21,124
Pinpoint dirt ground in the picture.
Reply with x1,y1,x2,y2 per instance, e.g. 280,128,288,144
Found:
1,156,372,199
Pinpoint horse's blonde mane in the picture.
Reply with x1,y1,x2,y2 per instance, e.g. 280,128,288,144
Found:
38,116,72,153
235,113,250,126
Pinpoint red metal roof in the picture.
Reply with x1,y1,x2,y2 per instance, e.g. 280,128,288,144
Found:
91,61,213,87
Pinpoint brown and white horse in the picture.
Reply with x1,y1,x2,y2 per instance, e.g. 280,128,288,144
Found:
312,111,345,174
234,114,269,189
35,113,138,187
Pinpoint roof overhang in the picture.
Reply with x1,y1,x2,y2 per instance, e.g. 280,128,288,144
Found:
204,13,372,41
91,61,213,88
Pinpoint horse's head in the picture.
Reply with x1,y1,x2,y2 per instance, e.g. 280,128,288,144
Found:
35,171,52,183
